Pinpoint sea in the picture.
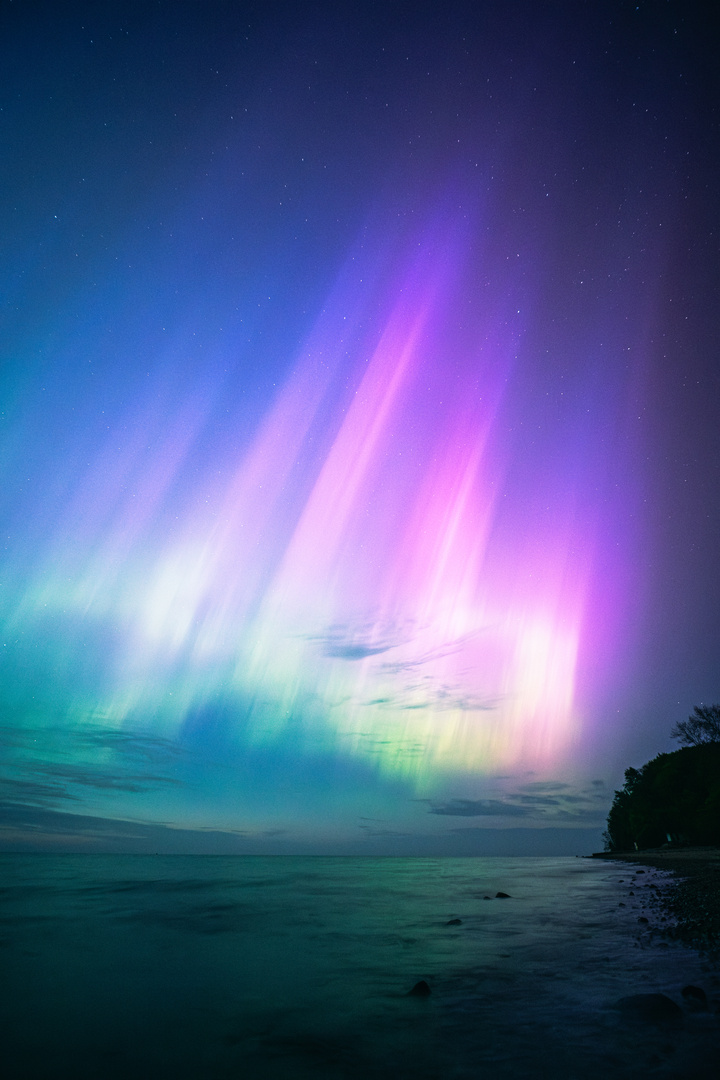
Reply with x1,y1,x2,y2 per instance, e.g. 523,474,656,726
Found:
1,855,719,1079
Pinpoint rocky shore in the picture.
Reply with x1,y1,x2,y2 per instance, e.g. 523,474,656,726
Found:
592,847,720,951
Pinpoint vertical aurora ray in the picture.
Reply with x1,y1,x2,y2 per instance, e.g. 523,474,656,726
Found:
2,215,619,793
242,274,586,778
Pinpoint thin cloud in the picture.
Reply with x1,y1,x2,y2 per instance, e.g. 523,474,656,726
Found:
0,723,187,812
517,781,571,793
31,762,183,793
379,629,488,675
0,724,184,757
313,620,409,660
367,683,497,713
0,802,252,852
358,823,413,837
324,642,394,659
516,794,562,806
74,728,188,763
427,777,611,826
0,776,81,806
429,799,531,818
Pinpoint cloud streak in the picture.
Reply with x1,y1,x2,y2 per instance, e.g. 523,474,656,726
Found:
427,778,611,825
429,799,531,818
0,725,186,811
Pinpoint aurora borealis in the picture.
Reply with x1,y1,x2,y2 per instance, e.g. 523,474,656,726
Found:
1,1,718,853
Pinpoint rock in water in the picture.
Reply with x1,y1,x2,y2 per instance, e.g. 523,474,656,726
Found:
446,918,462,925
681,985,708,1008
615,994,682,1025
408,980,431,997
495,892,511,899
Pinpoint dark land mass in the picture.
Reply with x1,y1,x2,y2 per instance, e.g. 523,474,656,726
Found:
598,738,720,951
593,847,720,951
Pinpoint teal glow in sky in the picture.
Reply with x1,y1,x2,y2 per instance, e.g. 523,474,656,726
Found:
1,1,718,853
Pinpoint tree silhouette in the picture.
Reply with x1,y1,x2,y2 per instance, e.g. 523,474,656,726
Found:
603,742,720,851
671,704,720,746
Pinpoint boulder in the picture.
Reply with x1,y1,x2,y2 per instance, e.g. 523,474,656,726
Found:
408,980,431,997
681,985,707,1009
615,993,682,1025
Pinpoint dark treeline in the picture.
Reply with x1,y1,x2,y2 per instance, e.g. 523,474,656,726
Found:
604,706,720,852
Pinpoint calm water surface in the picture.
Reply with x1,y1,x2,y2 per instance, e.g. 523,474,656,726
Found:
1,855,718,1078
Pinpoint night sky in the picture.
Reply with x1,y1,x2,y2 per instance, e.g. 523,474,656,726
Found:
1,0,718,854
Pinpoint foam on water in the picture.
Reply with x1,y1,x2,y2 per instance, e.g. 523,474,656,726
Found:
1,855,718,1078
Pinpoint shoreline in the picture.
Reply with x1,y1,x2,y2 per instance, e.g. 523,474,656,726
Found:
591,847,720,950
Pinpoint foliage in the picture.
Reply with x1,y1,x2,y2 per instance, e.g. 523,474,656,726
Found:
671,704,720,746
604,742,720,852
